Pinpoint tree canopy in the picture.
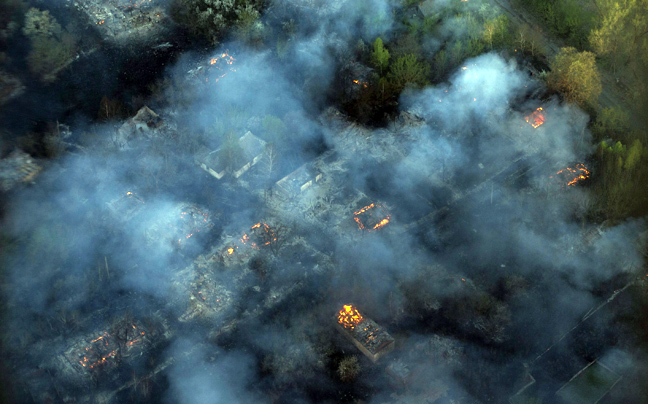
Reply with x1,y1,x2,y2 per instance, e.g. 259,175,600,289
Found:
370,37,390,75
548,47,602,106
387,53,430,91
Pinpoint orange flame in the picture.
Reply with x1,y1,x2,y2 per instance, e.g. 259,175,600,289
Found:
227,247,234,255
337,305,364,330
354,203,391,231
551,163,590,186
525,107,545,128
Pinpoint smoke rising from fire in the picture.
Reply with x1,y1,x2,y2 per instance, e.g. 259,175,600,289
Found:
1,0,646,402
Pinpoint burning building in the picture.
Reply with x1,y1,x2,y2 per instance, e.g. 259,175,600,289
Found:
194,131,266,180
550,163,590,187
21,313,171,403
335,305,394,363
353,202,391,232
525,107,546,128
218,222,277,266
0,149,41,192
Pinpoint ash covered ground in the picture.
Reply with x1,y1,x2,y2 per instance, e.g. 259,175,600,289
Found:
1,0,648,403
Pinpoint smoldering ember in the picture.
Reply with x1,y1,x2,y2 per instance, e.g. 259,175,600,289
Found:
2,0,648,403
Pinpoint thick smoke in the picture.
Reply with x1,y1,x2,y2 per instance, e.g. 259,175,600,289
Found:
1,0,646,402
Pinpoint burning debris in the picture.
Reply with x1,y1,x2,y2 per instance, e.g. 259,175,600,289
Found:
353,79,368,88
64,319,150,373
208,51,236,83
335,305,394,363
354,203,391,231
221,222,277,260
525,107,545,128
551,163,590,186
143,202,214,248
177,205,214,244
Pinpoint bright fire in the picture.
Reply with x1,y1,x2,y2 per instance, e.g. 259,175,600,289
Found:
208,51,236,83
551,163,590,186
78,325,144,369
525,107,545,128
338,305,364,330
353,79,368,88
354,203,391,231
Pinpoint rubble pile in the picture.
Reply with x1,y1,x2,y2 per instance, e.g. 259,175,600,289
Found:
73,0,167,42
0,149,41,191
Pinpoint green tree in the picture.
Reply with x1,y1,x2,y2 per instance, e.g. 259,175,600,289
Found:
388,53,431,91
170,0,263,45
26,36,75,82
597,138,648,219
218,131,244,171
591,107,630,138
589,0,648,72
23,8,75,82
483,15,509,49
548,47,602,106
261,115,287,144
22,8,62,39
371,37,390,75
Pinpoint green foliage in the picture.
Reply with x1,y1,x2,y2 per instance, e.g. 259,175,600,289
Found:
22,8,75,82
233,4,262,45
482,15,509,49
592,107,630,139
589,0,648,74
218,131,244,170
22,8,61,39
261,115,287,143
514,0,593,48
597,138,648,219
337,356,360,382
26,35,75,82
170,0,263,44
548,47,602,106
370,37,390,75
433,49,448,79
388,53,431,91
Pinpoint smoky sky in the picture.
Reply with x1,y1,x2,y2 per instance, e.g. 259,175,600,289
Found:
1,0,646,402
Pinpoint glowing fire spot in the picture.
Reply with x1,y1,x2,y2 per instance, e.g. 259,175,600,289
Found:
525,107,545,128
354,203,391,231
337,305,364,330
353,79,368,88
550,163,590,186
462,66,468,70
227,247,234,255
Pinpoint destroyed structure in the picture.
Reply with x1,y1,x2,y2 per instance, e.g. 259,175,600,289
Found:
0,149,41,192
105,191,146,222
555,360,622,404
72,0,169,44
194,131,266,180
274,152,335,199
113,106,167,149
21,313,172,403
